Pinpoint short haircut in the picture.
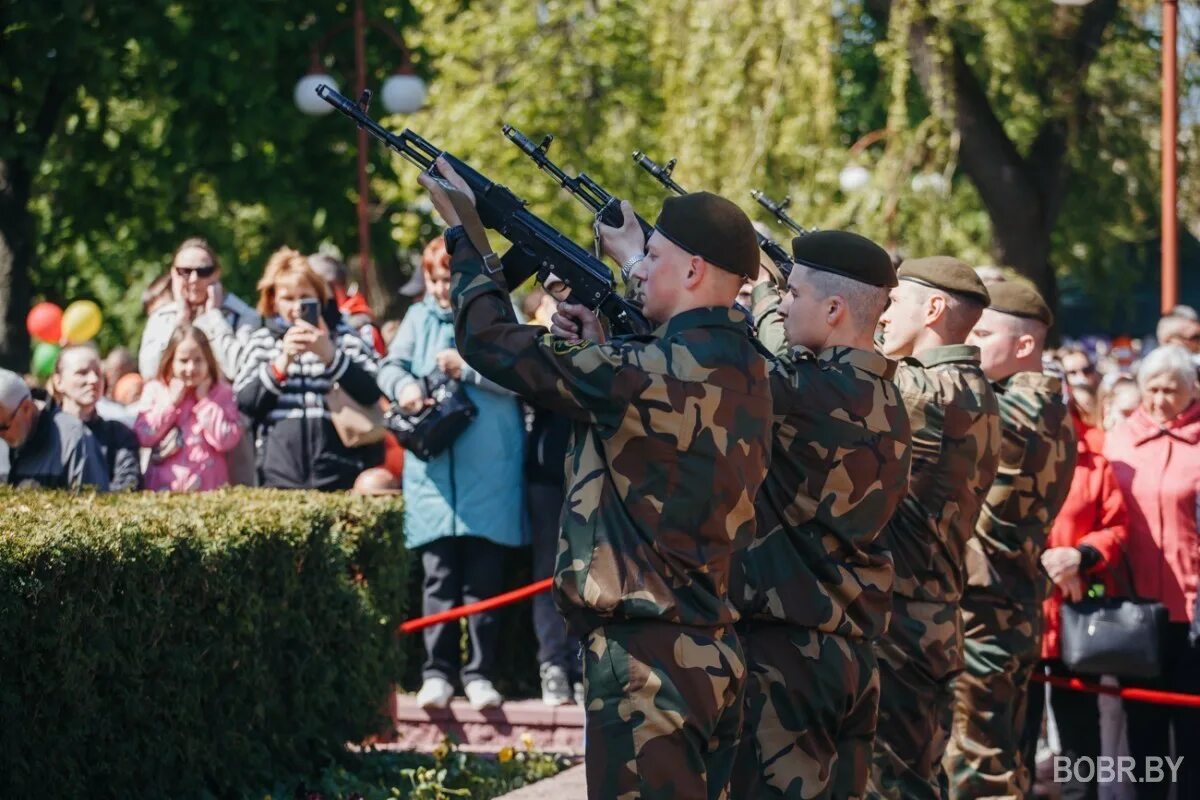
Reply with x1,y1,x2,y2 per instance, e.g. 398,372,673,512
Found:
1168,305,1198,322
0,368,32,412
307,252,348,288
256,247,330,317
907,281,984,342
799,264,890,332
422,236,449,275
1138,344,1198,390
1157,313,1198,344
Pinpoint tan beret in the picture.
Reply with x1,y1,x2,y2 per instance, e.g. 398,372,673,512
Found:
988,280,1053,327
898,256,990,306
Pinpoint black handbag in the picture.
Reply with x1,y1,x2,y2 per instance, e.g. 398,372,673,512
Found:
384,370,477,461
1059,552,1168,680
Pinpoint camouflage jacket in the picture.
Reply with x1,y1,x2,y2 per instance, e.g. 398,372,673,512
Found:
450,248,773,633
886,345,1001,605
965,371,1076,608
732,285,912,640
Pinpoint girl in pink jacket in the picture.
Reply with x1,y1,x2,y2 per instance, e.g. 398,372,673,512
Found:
135,325,242,492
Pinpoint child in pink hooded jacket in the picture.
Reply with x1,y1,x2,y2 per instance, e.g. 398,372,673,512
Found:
135,325,242,491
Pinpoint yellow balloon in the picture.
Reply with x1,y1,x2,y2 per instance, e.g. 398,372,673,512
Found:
61,300,103,344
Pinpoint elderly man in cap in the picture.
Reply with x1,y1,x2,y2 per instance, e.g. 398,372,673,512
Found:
866,258,1002,799
943,281,1076,799
418,158,773,799
0,368,109,490
727,231,913,800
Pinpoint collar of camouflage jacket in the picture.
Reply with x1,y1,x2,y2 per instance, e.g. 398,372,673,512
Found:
996,370,1062,397
655,305,751,339
911,343,981,368
815,345,896,381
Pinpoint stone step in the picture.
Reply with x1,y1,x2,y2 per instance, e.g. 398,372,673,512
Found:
378,693,585,755
493,764,587,799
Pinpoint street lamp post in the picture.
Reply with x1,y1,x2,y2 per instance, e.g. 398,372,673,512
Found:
1053,0,1179,312
294,0,426,305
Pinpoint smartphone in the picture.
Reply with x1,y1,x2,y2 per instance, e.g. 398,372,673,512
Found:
298,298,321,327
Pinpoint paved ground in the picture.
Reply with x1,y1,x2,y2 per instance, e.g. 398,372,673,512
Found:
494,763,586,799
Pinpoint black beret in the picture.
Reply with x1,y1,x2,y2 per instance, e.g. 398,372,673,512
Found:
988,280,1053,327
654,192,760,280
790,230,897,288
898,256,991,306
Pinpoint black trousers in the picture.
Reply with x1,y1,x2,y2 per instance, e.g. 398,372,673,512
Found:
419,535,510,686
1022,659,1101,800
1121,622,1200,800
528,481,579,677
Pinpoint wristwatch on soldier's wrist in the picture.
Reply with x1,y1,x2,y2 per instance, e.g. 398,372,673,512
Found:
443,225,467,256
620,252,645,281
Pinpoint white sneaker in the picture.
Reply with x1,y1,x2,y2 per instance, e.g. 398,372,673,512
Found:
416,677,454,710
464,678,503,710
540,663,571,707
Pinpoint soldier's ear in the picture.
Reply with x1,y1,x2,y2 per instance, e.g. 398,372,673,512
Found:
827,295,848,327
926,293,947,326
1015,333,1037,359
683,255,706,290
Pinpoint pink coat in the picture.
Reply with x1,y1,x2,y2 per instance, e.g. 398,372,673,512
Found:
135,380,243,492
1103,402,1200,623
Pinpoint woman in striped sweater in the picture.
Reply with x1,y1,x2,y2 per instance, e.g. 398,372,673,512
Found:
234,247,383,490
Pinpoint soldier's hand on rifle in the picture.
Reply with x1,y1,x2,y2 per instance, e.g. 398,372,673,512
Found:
418,156,476,227
597,200,646,267
551,302,606,345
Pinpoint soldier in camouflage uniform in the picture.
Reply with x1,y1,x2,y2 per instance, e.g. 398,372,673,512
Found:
867,257,1001,800
419,161,774,800
943,281,1077,799
729,231,913,800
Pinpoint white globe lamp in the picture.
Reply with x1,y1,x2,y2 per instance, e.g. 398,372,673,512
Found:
839,164,871,193
294,73,338,115
381,72,427,114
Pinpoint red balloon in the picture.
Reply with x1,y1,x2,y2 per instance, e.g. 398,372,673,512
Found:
26,302,63,343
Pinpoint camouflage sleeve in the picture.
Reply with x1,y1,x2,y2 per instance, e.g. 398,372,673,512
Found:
450,248,644,429
750,282,788,358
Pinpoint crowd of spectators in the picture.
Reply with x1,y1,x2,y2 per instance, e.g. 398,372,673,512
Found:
4,247,1199,740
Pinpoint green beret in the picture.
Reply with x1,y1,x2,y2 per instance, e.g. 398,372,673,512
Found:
898,256,991,306
790,230,897,288
654,192,760,280
987,280,1053,327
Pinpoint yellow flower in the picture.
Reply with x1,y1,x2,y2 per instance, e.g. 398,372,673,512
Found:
432,742,450,761
520,733,535,751
498,746,515,763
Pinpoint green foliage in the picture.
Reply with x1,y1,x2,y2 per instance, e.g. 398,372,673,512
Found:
256,740,570,800
0,488,408,798
7,0,1200,348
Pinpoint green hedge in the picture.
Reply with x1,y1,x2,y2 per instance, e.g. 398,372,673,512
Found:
0,488,407,798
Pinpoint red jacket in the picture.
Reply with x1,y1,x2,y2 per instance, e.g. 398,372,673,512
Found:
1104,402,1200,623
1042,414,1129,659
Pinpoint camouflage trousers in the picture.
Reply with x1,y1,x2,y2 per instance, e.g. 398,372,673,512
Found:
582,620,746,800
943,596,1041,800
867,598,962,800
731,623,879,800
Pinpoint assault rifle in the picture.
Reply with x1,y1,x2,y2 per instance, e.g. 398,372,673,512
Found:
316,84,650,337
503,125,654,239
750,190,810,236
632,151,793,278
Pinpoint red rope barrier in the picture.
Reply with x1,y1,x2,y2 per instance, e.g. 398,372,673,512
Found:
1031,673,1200,708
396,577,553,635
393,581,1200,711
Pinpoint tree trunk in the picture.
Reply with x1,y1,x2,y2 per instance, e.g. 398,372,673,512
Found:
0,157,34,372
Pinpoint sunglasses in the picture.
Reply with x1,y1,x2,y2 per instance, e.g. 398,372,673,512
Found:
174,265,218,279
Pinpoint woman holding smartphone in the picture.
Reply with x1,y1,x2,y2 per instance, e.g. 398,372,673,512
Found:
234,247,383,490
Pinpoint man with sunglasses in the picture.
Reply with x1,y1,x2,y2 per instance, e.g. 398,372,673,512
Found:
0,368,109,491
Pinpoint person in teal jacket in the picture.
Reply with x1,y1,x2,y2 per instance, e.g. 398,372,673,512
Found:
377,236,528,711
